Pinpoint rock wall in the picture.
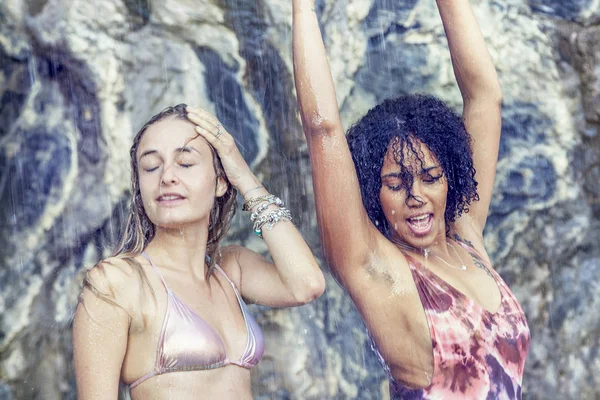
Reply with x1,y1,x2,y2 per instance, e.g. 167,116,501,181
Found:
0,0,599,399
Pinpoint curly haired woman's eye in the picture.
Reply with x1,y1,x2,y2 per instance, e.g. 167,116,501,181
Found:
387,185,402,191
423,173,443,184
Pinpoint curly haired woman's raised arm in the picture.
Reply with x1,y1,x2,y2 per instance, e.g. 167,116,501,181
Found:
292,1,378,276
437,0,502,234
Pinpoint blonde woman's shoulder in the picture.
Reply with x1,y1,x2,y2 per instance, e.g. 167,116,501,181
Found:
82,255,154,324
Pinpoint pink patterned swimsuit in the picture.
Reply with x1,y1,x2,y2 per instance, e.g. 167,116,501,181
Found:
371,240,530,399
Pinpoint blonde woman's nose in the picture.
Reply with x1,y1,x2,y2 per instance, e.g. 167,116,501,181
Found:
160,162,179,185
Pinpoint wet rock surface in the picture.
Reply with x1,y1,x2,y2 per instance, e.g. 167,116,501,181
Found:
0,0,599,399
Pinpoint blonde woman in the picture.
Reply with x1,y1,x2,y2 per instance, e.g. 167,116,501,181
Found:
73,104,325,399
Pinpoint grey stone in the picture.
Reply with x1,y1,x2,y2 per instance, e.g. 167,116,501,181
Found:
0,0,599,399
529,0,599,22
194,46,261,163
0,383,13,400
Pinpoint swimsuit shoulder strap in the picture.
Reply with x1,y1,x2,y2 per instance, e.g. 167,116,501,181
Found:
213,264,241,297
141,251,170,291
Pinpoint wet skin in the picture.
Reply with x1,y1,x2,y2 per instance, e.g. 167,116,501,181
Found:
137,117,227,229
380,138,449,251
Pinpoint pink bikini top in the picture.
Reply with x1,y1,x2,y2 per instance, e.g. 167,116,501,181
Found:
130,252,265,389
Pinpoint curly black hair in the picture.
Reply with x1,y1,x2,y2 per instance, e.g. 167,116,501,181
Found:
346,94,479,237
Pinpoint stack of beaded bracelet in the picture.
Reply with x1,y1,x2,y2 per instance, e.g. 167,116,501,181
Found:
242,194,292,238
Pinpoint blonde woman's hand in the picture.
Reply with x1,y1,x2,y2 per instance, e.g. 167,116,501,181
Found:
186,106,260,194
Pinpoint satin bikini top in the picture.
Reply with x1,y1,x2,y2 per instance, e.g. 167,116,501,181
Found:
130,252,265,389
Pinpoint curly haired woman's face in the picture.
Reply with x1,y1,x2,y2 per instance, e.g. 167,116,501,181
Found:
380,138,448,249
137,118,227,229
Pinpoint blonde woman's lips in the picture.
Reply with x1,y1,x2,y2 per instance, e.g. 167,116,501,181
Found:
156,193,186,205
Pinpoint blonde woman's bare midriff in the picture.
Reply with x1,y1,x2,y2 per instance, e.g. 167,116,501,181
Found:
130,368,253,400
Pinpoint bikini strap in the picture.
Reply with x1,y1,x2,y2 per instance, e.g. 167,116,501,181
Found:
213,264,253,340
130,370,157,390
213,264,241,297
141,251,170,291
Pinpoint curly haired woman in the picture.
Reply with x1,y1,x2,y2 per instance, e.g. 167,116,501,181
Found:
72,104,325,399
292,0,530,398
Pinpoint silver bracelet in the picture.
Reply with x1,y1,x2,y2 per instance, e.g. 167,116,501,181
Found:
253,208,292,236
250,197,284,221
243,194,276,211
253,208,292,238
253,208,288,232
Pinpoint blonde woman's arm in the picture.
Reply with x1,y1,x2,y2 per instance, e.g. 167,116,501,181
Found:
186,107,325,307
72,261,133,399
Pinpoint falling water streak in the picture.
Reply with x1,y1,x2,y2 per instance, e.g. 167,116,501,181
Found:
28,55,38,86
162,45,169,92
0,147,9,198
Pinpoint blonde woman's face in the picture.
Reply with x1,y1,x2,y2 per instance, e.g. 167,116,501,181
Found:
136,117,227,229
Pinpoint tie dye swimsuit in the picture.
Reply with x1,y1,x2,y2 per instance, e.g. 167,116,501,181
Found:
371,240,530,399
